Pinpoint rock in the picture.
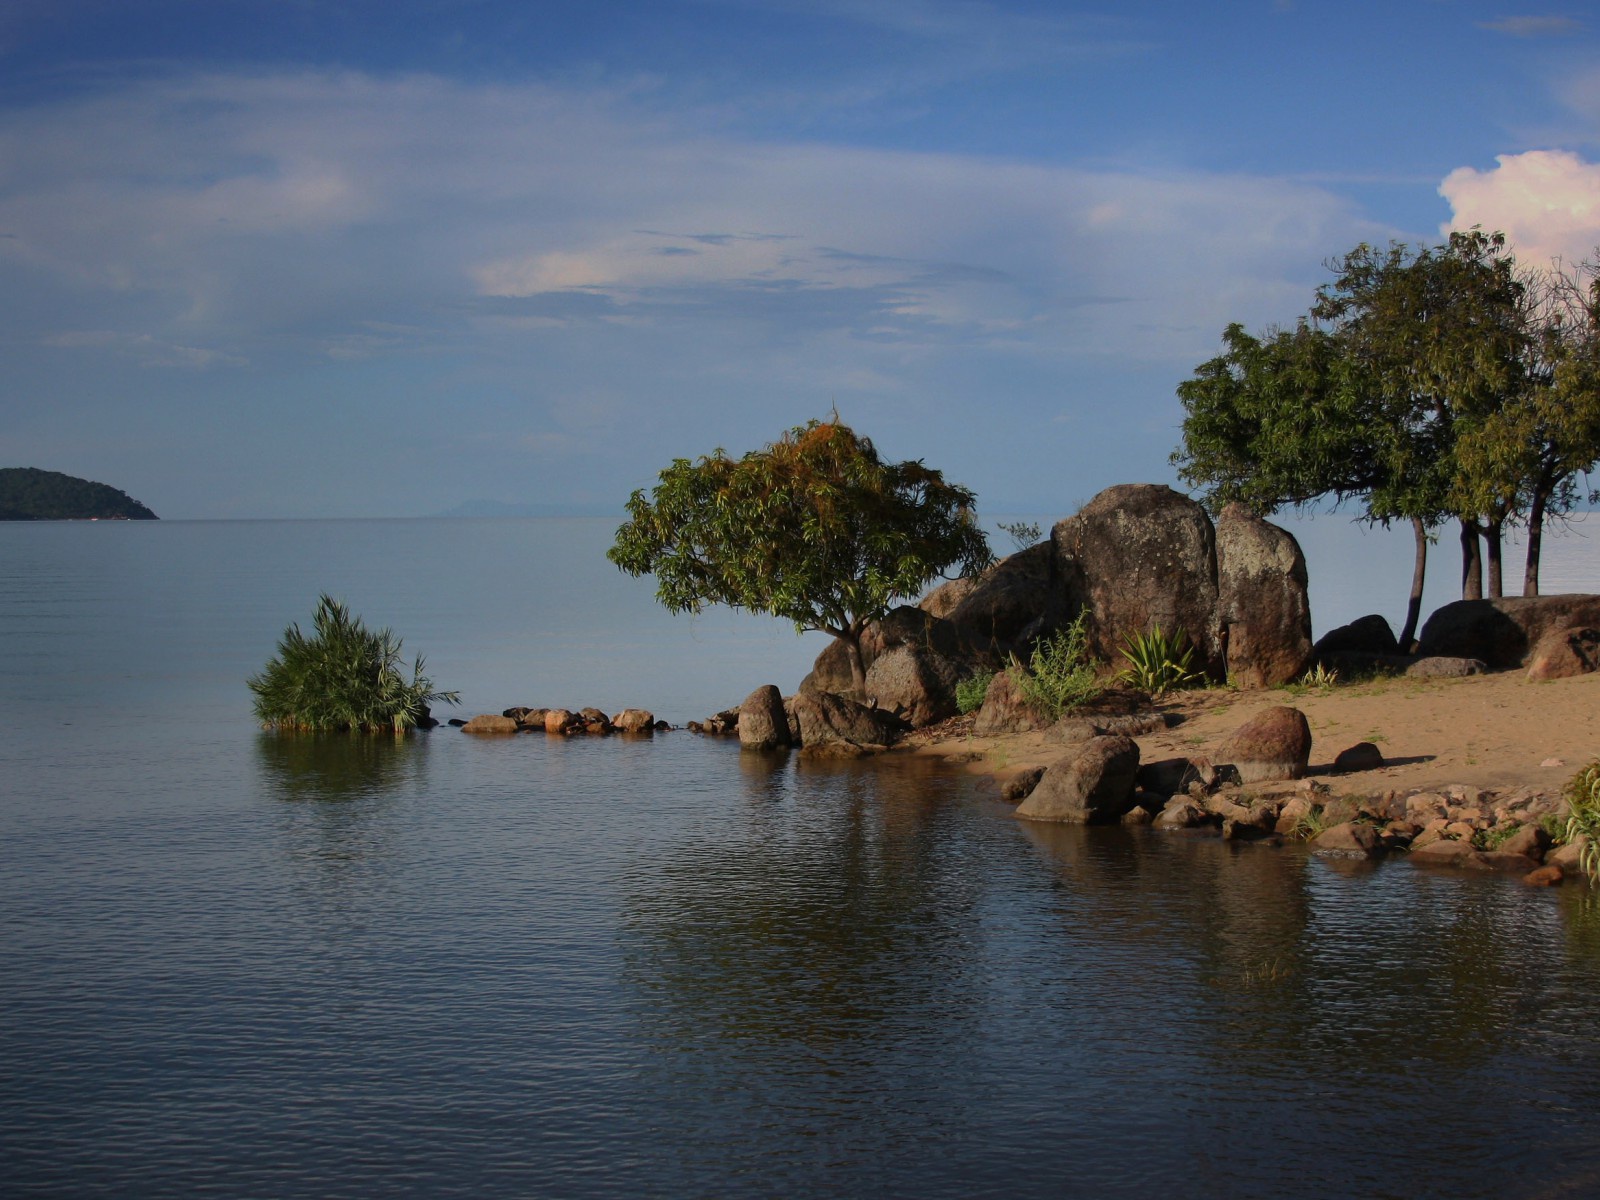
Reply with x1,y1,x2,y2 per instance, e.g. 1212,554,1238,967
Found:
1526,625,1600,680
544,708,580,735
1547,837,1592,876
973,668,1054,734
1475,851,1543,873
935,542,1063,652
1403,656,1486,678
1417,594,1600,669
1001,766,1046,802
1313,614,1401,660
1122,805,1155,826
1409,838,1480,867
1312,821,1385,858
517,707,550,729
737,685,791,751
1497,824,1550,862
1274,794,1315,835
612,708,656,734
1138,756,1216,798
799,636,862,698
1333,742,1385,772
446,718,467,727
790,691,904,753
462,714,519,735
1154,799,1210,829
1051,484,1224,677
1014,735,1141,824
863,643,963,728
502,706,532,721
1405,792,1450,824
577,707,613,733
1215,504,1312,688
1217,705,1311,784
1524,865,1564,886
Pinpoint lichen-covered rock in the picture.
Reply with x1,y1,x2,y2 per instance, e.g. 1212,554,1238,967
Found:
1051,484,1223,677
1403,656,1486,678
737,685,791,751
863,643,963,728
973,668,1053,734
1216,705,1311,784
790,692,904,754
1014,735,1140,824
1216,503,1312,688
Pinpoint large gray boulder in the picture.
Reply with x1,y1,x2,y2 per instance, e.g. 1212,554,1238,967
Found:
1526,625,1600,681
1417,595,1600,669
790,692,905,754
1052,484,1223,677
862,644,964,728
738,685,792,751
1216,503,1312,688
1014,735,1141,823
927,542,1062,652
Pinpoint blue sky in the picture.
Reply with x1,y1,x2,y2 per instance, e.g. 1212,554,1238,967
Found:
2,1,1597,518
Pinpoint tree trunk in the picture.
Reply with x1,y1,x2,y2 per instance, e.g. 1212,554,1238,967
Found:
1524,485,1549,597
1484,516,1503,599
1397,516,1427,651
1459,519,1483,601
843,633,867,694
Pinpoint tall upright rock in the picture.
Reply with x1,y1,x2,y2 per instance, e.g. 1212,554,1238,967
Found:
1216,503,1312,687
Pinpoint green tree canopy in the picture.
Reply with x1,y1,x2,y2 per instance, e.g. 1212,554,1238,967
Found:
608,419,992,690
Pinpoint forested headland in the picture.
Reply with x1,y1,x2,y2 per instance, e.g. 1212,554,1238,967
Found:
0,467,158,520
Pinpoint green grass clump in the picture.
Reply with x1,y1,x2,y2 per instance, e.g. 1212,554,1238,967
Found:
1563,760,1600,881
1009,614,1103,720
954,670,994,714
1115,626,1204,698
249,595,459,733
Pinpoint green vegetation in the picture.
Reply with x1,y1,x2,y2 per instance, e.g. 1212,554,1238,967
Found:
1563,760,1600,881
1172,232,1600,643
954,670,994,715
0,467,157,520
1115,626,1203,698
1009,613,1102,720
609,418,992,691
1290,804,1328,841
249,595,459,733
996,519,1043,552
1279,661,1341,696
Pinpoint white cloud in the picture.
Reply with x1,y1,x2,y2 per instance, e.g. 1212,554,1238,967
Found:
1439,149,1600,267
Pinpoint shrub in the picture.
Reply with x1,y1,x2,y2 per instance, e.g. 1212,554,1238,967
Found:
1115,626,1204,698
996,519,1043,552
1564,760,1600,881
954,670,994,715
249,595,459,733
1009,614,1102,720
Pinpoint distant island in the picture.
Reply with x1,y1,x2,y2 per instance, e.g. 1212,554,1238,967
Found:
0,468,158,520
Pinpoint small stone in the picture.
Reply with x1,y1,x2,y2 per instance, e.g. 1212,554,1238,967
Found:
1541,758,1565,768
1312,821,1385,859
1333,742,1385,772
1524,865,1564,886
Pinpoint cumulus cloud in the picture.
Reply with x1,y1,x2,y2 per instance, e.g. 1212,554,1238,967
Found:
1439,150,1600,267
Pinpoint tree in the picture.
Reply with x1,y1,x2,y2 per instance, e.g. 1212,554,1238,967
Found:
607,419,993,691
1313,229,1528,599
249,595,459,732
1172,320,1448,647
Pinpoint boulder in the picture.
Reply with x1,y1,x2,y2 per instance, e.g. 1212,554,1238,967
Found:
972,668,1054,734
1216,705,1312,784
799,636,862,697
502,706,532,722
863,643,963,728
612,708,656,734
790,692,904,754
1312,821,1384,859
1403,656,1486,679
934,542,1063,652
1001,766,1046,802
1215,503,1312,688
1497,824,1550,861
1524,865,1564,886
1526,626,1600,681
1313,614,1400,660
1138,756,1215,798
1051,484,1223,677
1417,595,1600,669
1014,735,1141,824
462,714,519,735
578,707,613,733
1333,742,1384,772
1409,838,1480,867
737,685,791,751
544,708,580,735
1547,837,1592,877
1154,799,1211,830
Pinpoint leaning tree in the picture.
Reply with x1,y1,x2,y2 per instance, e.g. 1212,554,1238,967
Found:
608,419,992,691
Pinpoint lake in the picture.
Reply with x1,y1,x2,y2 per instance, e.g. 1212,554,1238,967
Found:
4,515,1600,1197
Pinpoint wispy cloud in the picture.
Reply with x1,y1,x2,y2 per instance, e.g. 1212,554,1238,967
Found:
1477,15,1585,38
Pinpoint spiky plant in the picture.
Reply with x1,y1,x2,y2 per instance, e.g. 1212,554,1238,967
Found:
1115,626,1204,698
1564,760,1600,882
249,595,459,733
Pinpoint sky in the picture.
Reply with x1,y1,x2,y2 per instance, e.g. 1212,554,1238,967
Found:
1,1,1598,519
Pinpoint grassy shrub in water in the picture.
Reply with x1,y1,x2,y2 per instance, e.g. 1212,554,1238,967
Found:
954,670,994,715
1564,760,1600,880
1009,614,1102,721
249,595,459,733
1116,626,1204,698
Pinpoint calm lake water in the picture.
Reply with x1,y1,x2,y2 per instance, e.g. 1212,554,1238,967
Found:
4,516,1600,1198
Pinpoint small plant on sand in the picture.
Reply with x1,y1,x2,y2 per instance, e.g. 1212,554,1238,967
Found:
249,595,459,733
954,670,995,715
1116,625,1204,698
1009,613,1102,720
1281,661,1339,696
1563,760,1600,880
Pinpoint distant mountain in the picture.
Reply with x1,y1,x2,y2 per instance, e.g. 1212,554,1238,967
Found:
0,468,158,520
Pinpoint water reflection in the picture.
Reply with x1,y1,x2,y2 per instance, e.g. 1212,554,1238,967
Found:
254,729,430,802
